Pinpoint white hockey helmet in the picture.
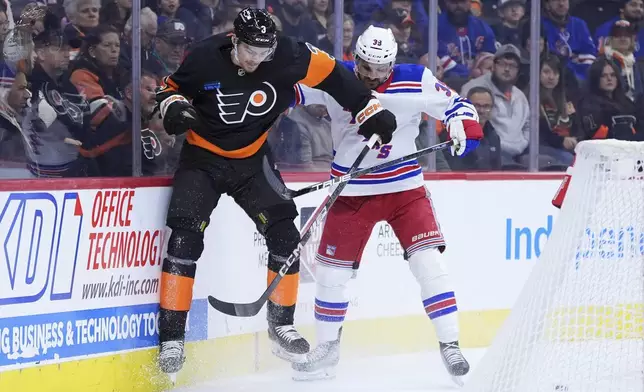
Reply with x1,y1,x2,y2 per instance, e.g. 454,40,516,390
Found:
354,26,398,65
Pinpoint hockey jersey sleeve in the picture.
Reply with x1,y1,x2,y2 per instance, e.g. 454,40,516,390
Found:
411,66,479,124
373,66,478,125
291,83,330,107
289,40,373,117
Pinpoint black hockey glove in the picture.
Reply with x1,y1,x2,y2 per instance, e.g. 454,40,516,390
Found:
355,97,396,145
161,97,202,136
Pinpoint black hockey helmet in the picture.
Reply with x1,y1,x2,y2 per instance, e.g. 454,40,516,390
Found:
233,7,277,48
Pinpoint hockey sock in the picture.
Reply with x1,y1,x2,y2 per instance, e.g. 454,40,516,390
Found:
267,254,299,325
315,263,353,343
408,249,459,343
159,257,197,342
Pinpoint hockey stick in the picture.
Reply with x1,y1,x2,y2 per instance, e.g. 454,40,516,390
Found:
207,134,381,317
292,194,331,283
263,139,455,200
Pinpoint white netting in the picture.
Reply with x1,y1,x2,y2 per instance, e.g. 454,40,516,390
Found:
464,140,644,392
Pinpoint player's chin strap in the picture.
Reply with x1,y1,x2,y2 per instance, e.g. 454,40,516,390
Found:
263,139,455,201
207,134,381,317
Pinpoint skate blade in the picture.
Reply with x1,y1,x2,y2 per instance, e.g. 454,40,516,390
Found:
450,375,464,387
271,344,307,363
292,367,337,381
167,372,177,385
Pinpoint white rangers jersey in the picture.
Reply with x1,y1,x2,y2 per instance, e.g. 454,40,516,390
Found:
294,62,477,196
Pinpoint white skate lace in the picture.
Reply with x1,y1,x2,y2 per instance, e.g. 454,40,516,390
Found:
274,325,303,342
159,341,184,360
442,342,466,365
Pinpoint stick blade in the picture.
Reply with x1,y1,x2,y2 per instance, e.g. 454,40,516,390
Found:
207,295,262,317
262,155,295,200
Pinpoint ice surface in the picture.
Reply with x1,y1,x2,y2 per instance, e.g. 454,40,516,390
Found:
173,348,487,392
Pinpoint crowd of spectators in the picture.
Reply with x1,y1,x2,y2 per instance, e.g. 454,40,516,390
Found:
1,0,643,178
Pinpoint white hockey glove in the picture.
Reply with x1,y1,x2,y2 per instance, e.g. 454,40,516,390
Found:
449,121,466,156
448,119,483,156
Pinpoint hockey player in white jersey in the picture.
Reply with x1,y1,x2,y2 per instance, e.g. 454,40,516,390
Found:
290,26,483,386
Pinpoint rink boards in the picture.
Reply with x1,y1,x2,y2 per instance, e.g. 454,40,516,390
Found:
0,174,563,391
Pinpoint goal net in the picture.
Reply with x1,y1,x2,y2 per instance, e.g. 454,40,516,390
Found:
464,140,644,392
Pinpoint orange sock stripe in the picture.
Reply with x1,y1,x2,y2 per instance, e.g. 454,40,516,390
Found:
268,271,299,307
160,271,195,311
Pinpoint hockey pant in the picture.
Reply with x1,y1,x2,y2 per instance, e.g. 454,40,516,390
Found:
314,248,459,344
312,188,459,344
159,143,302,344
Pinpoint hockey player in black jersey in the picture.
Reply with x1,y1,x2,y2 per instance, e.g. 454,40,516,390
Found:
155,7,397,376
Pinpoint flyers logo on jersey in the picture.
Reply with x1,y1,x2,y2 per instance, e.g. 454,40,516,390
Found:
216,82,278,124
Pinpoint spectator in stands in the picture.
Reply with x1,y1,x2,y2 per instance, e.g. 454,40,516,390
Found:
212,1,243,35
435,0,496,82
274,0,318,44
420,41,470,82
0,6,9,44
517,20,580,99
595,0,644,59
180,0,226,38
461,44,530,168
63,0,100,59
121,70,169,175
310,0,331,42
270,12,283,33
0,73,30,177
518,18,546,61
577,58,644,141
25,29,93,177
145,19,188,78
268,112,302,166
287,104,333,170
470,51,494,78
492,0,526,48
542,0,596,82
120,7,157,73
19,3,48,36
600,20,644,102
157,0,206,41
528,54,581,166
0,6,13,79
317,13,354,61
69,24,132,176
100,0,132,32
377,0,426,62
352,0,428,38
471,0,484,17
416,122,452,171
444,86,501,170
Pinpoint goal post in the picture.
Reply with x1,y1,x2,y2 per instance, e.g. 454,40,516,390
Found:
464,140,644,392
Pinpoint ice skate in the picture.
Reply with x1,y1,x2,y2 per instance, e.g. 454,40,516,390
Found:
439,341,470,386
292,335,341,381
268,322,310,363
158,340,186,379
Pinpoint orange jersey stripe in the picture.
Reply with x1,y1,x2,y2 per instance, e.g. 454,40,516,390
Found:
159,76,180,93
298,47,336,88
159,271,195,311
267,270,299,307
186,129,268,159
70,69,104,100
78,132,130,158
592,124,609,139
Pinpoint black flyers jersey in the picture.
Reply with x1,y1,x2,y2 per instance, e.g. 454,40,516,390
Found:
156,33,374,159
